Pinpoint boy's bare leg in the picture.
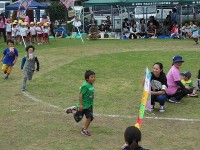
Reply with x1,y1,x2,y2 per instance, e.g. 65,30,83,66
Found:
83,118,91,130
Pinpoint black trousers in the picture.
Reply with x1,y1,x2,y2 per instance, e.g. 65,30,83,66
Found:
0,28,6,42
167,88,189,100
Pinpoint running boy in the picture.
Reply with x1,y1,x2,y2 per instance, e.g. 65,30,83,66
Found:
21,45,39,91
65,70,96,136
1,40,18,80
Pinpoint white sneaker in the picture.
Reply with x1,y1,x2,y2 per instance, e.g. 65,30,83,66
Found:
65,106,76,114
159,106,165,112
151,105,154,111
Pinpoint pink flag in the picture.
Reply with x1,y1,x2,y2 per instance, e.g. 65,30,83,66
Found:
60,0,74,9
18,0,32,10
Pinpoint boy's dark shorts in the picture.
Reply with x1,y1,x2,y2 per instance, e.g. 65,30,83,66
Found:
74,106,93,123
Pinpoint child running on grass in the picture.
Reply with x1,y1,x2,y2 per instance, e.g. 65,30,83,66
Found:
65,70,96,136
21,45,40,91
1,40,18,80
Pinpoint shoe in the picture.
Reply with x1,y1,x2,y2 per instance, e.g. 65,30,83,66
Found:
168,97,181,104
151,105,154,111
4,76,8,80
81,128,91,136
159,106,165,112
189,93,198,97
65,106,76,114
21,86,25,91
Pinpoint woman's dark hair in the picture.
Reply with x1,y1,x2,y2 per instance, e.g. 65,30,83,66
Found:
26,45,35,52
124,126,141,150
153,62,164,75
140,18,145,24
172,8,177,13
198,69,200,79
85,70,95,80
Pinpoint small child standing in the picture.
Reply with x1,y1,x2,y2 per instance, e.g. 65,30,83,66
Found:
21,45,40,91
65,70,96,136
180,71,194,95
11,22,17,43
5,18,12,40
43,23,50,44
29,22,37,44
1,40,18,80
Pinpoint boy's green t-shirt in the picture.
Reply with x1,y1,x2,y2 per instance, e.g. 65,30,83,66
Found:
77,81,94,109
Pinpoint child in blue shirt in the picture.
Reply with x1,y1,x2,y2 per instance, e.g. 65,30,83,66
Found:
1,40,18,80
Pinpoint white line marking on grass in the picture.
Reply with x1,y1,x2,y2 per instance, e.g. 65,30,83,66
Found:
22,92,200,123
22,92,60,109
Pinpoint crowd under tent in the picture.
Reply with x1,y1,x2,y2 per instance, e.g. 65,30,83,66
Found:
5,0,49,22
83,0,200,33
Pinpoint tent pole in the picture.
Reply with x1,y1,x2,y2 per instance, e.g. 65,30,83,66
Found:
120,6,123,36
180,4,182,27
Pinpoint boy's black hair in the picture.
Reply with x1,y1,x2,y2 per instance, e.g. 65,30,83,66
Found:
85,70,95,80
7,39,14,45
198,69,200,79
26,45,35,52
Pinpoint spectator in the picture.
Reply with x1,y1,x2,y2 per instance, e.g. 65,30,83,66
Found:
190,24,199,45
73,17,82,33
122,18,130,33
104,16,112,31
0,13,6,42
83,18,90,34
150,62,167,112
147,16,159,28
88,23,100,40
171,8,177,25
163,15,172,36
166,55,187,103
138,18,147,38
181,22,191,38
121,126,149,150
170,23,181,39
145,21,157,38
129,24,139,39
55,24,66,38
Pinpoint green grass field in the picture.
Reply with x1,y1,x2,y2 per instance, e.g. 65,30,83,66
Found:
0,38,200,150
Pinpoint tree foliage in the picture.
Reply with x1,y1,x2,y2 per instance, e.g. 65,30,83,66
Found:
49,1,66,22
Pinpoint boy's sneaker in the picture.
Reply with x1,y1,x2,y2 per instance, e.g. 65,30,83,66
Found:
65,106,76,114
189,93,198,97
4,76,8,80
159,106,165,112
21,86,25,91
81,128,91,136
168,97,181,104
151,105,154,111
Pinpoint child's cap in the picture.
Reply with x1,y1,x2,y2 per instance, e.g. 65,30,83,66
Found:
37,22,41,25
30,22,34,25
24,22,28,25
181,71,191,78
18,20,23,23
14,20,17,23
12,22,17,25
43,23,48,27
173,55,184,63
21,22,26,26
46,22,50,24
